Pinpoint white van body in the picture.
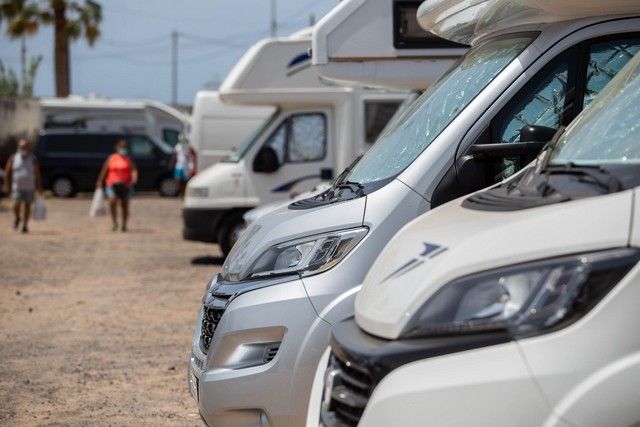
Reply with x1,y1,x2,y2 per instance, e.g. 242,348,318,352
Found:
182,31,413,254
189,91,274,171
321,48,640,427
39,96,188,146
312,0,468,89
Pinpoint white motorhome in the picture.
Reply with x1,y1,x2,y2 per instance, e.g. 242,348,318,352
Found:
182,29,413,255
320,47,640,427
189,0,640,426
189,91,274,171
39,96,188,146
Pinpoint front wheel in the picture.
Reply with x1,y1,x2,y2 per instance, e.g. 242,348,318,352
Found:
51,176,75,198
158,177,179,197
217,212,246,257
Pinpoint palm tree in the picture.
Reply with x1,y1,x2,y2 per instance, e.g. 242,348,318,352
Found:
0,0,102,97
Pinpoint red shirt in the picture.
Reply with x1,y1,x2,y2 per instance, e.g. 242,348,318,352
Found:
105,154,133,187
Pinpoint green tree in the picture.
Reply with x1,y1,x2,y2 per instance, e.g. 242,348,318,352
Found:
0,0,102,97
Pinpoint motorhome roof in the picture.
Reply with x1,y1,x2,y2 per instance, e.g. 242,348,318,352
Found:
219,33,338,107
40,96,189,123
312,0,467,90
418,0,640,45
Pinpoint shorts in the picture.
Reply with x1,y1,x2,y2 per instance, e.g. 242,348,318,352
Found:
105,185,134,200
174,167,191,181
11,189,35,203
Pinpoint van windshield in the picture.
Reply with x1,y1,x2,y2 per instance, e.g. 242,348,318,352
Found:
343,33,536,188
549,52,640,166
224,111,280,163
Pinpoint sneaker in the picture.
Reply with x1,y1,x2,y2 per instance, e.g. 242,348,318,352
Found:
13,217,20,230
21,226,28,234
121,224,127,233
111,223,118,232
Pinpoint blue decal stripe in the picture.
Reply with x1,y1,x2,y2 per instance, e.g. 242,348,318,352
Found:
271,174,319,193
287,52,311,69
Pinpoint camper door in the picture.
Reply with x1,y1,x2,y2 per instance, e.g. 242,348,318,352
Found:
248,108,333,204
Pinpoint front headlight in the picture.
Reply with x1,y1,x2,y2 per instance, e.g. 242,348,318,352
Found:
187,187,209,198
246,227,368,280
401,248,639,339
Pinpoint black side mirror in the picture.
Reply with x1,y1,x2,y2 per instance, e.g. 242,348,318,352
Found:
519,125,557,143
320,168,333,181
253,146,280,173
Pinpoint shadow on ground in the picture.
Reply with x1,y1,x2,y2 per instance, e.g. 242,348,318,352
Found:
191,256,225,266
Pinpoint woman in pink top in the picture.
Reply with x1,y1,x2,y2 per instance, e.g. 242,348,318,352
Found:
96,139,138,232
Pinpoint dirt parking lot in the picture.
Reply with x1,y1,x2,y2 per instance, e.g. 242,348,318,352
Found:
0,195,222,426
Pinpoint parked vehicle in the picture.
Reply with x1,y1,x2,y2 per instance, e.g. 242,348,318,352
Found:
40,96,188,147
37,131,176,197
320,46,640,427
182,28,415,255
189,91,274,172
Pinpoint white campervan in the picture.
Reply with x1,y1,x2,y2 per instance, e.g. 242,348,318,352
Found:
189,91,274,171
182,29,412,255
39,96,188,146
321,47,640,427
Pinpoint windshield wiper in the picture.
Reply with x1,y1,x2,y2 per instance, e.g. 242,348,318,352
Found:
545,162,622,193
335,180,365,196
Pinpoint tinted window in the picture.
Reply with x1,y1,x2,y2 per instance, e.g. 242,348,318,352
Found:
288,114,326,162
162,128,180,146
364,101,403,144
129,135,155,158
43,134,114,156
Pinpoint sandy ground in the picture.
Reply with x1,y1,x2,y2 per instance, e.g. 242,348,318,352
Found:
0,195,223,426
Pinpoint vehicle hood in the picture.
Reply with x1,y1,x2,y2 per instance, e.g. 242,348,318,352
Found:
183,161,244,208
222,195,367,281
356,190,634,339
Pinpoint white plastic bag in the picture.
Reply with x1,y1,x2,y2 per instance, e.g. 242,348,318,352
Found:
89,188,106,217
33,196,46,220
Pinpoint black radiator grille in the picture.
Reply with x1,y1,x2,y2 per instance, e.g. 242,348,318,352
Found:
321,352,373,426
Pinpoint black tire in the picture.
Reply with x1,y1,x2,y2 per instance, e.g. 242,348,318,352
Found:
217,212,246,258
51,176,76,198
158,177,179,197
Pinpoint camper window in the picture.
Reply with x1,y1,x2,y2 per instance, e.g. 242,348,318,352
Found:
288,114,326,162
266,124,287,164
364,101,403,144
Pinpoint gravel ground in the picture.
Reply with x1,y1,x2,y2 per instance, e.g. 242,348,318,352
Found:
0,195,222,426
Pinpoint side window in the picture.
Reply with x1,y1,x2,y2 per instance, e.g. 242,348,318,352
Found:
265,123,286,164
492,48,575,145
287,114,326,162
129,136,155,158
162,128,180,146
364,101,403,144
583,38,640,107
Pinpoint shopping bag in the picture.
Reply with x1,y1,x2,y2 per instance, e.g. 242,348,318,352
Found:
33,196,46,220
89,188,106,217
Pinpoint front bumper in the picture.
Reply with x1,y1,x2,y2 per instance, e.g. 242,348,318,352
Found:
320,318,512,426
188,275,334,427
182,207,227,242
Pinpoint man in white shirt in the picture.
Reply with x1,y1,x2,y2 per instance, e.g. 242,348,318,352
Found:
3,139,42,233
170,134,195,197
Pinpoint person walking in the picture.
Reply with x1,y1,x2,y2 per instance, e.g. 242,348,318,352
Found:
170,134,195,197
3,139,42,233
96,139,138,232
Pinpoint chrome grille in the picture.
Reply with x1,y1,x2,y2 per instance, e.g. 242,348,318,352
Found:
199,305,224,353
321,352,373,427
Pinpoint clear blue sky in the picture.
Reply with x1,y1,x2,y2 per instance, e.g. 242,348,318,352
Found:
0,0,338,104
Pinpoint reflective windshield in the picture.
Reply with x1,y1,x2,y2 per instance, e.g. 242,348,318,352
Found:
344,34,536,186
224,111,280,163
549,52,640,165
